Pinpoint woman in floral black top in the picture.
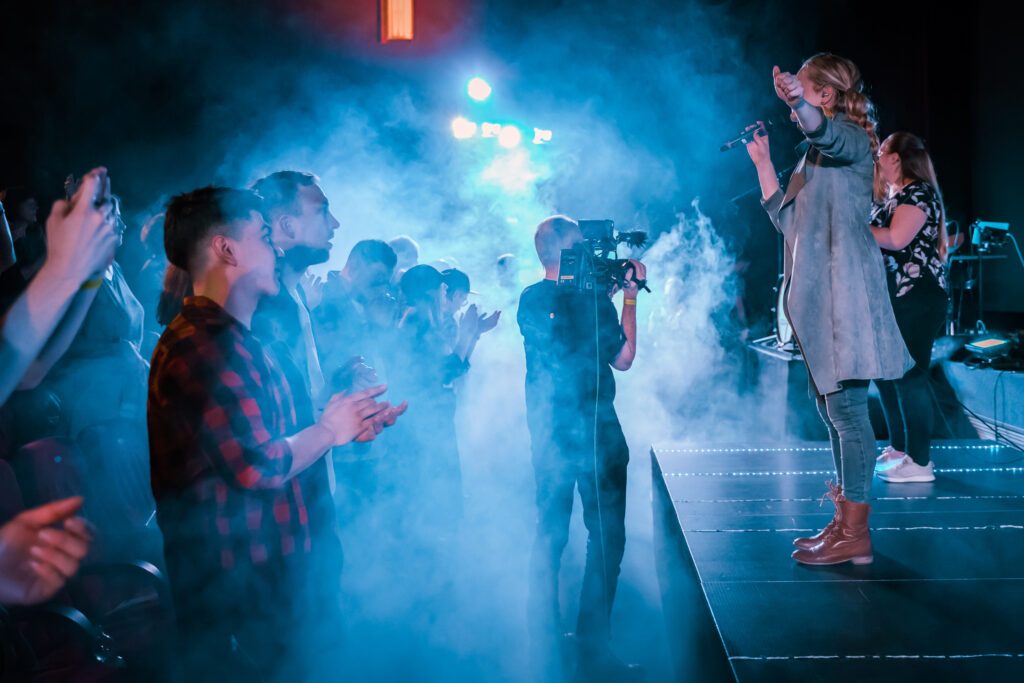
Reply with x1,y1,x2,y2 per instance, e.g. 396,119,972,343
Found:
869,132,950,483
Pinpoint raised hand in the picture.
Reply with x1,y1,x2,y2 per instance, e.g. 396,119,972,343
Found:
773,66,804,107
45,168,118,283
458,304,481,340
622,259,648,297
477,310,501,335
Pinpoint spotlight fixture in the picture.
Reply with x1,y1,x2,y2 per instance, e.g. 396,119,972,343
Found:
380,0,414,43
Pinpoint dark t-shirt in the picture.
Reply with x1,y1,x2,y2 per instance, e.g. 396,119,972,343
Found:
252,288,338,558
312,277,399,390
517,280,626,454
254,289,314,425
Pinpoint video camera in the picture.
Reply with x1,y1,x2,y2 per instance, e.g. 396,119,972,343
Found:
557,220,650,293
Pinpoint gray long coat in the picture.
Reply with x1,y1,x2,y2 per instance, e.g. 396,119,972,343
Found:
762,113,913,395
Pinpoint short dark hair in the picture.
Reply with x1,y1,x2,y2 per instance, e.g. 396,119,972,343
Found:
2,186,37,213
400,264,443,305
441,268,470,297
250,171,319,219
163,186,262,273
345,239,398,271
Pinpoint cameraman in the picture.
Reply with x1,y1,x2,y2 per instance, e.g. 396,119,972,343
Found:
517,215,645,682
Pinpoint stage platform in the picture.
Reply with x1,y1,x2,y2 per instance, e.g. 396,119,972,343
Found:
652,440,1024,682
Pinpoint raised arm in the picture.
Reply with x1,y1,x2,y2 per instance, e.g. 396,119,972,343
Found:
0,169,117,403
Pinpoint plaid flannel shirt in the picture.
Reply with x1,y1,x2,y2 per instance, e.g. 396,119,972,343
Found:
148,296,312,576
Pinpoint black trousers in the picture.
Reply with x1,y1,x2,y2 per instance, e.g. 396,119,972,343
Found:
527,418,629,647
169,561,295,683
167,549,342,683
876,282,948,466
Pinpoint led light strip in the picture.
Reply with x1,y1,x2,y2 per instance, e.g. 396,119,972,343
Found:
731,653,1024,661
657,445,1004,454
664,467,1024,477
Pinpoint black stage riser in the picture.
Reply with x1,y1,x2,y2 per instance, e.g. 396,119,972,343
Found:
653,441,1024,683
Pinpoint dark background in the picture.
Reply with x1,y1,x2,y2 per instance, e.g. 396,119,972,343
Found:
2,0,1021,326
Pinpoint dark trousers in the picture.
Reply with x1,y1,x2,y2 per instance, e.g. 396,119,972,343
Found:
167,548,341,683
876,283,948,466
527,427,629,647
295,528,347,681
169,562,295,683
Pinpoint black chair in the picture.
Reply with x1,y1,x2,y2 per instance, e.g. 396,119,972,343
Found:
0,602,123,680
67,561,175,681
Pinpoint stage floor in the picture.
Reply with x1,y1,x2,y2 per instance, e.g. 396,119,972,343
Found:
652,440,1024,682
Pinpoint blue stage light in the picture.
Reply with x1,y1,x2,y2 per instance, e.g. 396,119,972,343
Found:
451,116,477,139
468,77,492,102
498,125,522,149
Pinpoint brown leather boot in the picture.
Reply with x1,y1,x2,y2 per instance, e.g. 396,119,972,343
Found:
792,498,873,566
793,481,843,550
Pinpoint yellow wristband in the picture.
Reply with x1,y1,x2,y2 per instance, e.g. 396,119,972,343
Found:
80,278,103,291
624,298,637,306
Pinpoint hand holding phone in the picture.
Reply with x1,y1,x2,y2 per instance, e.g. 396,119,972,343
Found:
44,168,118,284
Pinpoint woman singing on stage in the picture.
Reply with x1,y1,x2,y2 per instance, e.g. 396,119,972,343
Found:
745,53,913,565
870,133,950,483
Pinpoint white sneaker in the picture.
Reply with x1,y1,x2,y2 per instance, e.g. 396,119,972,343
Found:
878,456,936,483
875,446,906,471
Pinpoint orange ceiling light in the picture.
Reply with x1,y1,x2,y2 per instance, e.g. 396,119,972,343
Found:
380,0,414,42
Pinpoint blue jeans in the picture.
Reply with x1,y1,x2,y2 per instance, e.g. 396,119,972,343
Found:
814,381,875,502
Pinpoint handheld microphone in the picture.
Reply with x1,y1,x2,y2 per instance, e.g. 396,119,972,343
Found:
720,120,774,152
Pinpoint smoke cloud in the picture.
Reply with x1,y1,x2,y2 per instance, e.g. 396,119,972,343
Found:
6,1,813,680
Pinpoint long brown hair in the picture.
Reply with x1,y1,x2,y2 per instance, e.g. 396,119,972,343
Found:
799,53,880,158
156,263,193,326
876,132,949,262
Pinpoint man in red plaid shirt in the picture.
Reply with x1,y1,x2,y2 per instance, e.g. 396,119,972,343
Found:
148,186,401,681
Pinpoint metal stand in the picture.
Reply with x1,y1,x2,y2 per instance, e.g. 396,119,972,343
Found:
947,254,1007,335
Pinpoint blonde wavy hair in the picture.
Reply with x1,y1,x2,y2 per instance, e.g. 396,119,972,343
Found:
799,53,880,158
